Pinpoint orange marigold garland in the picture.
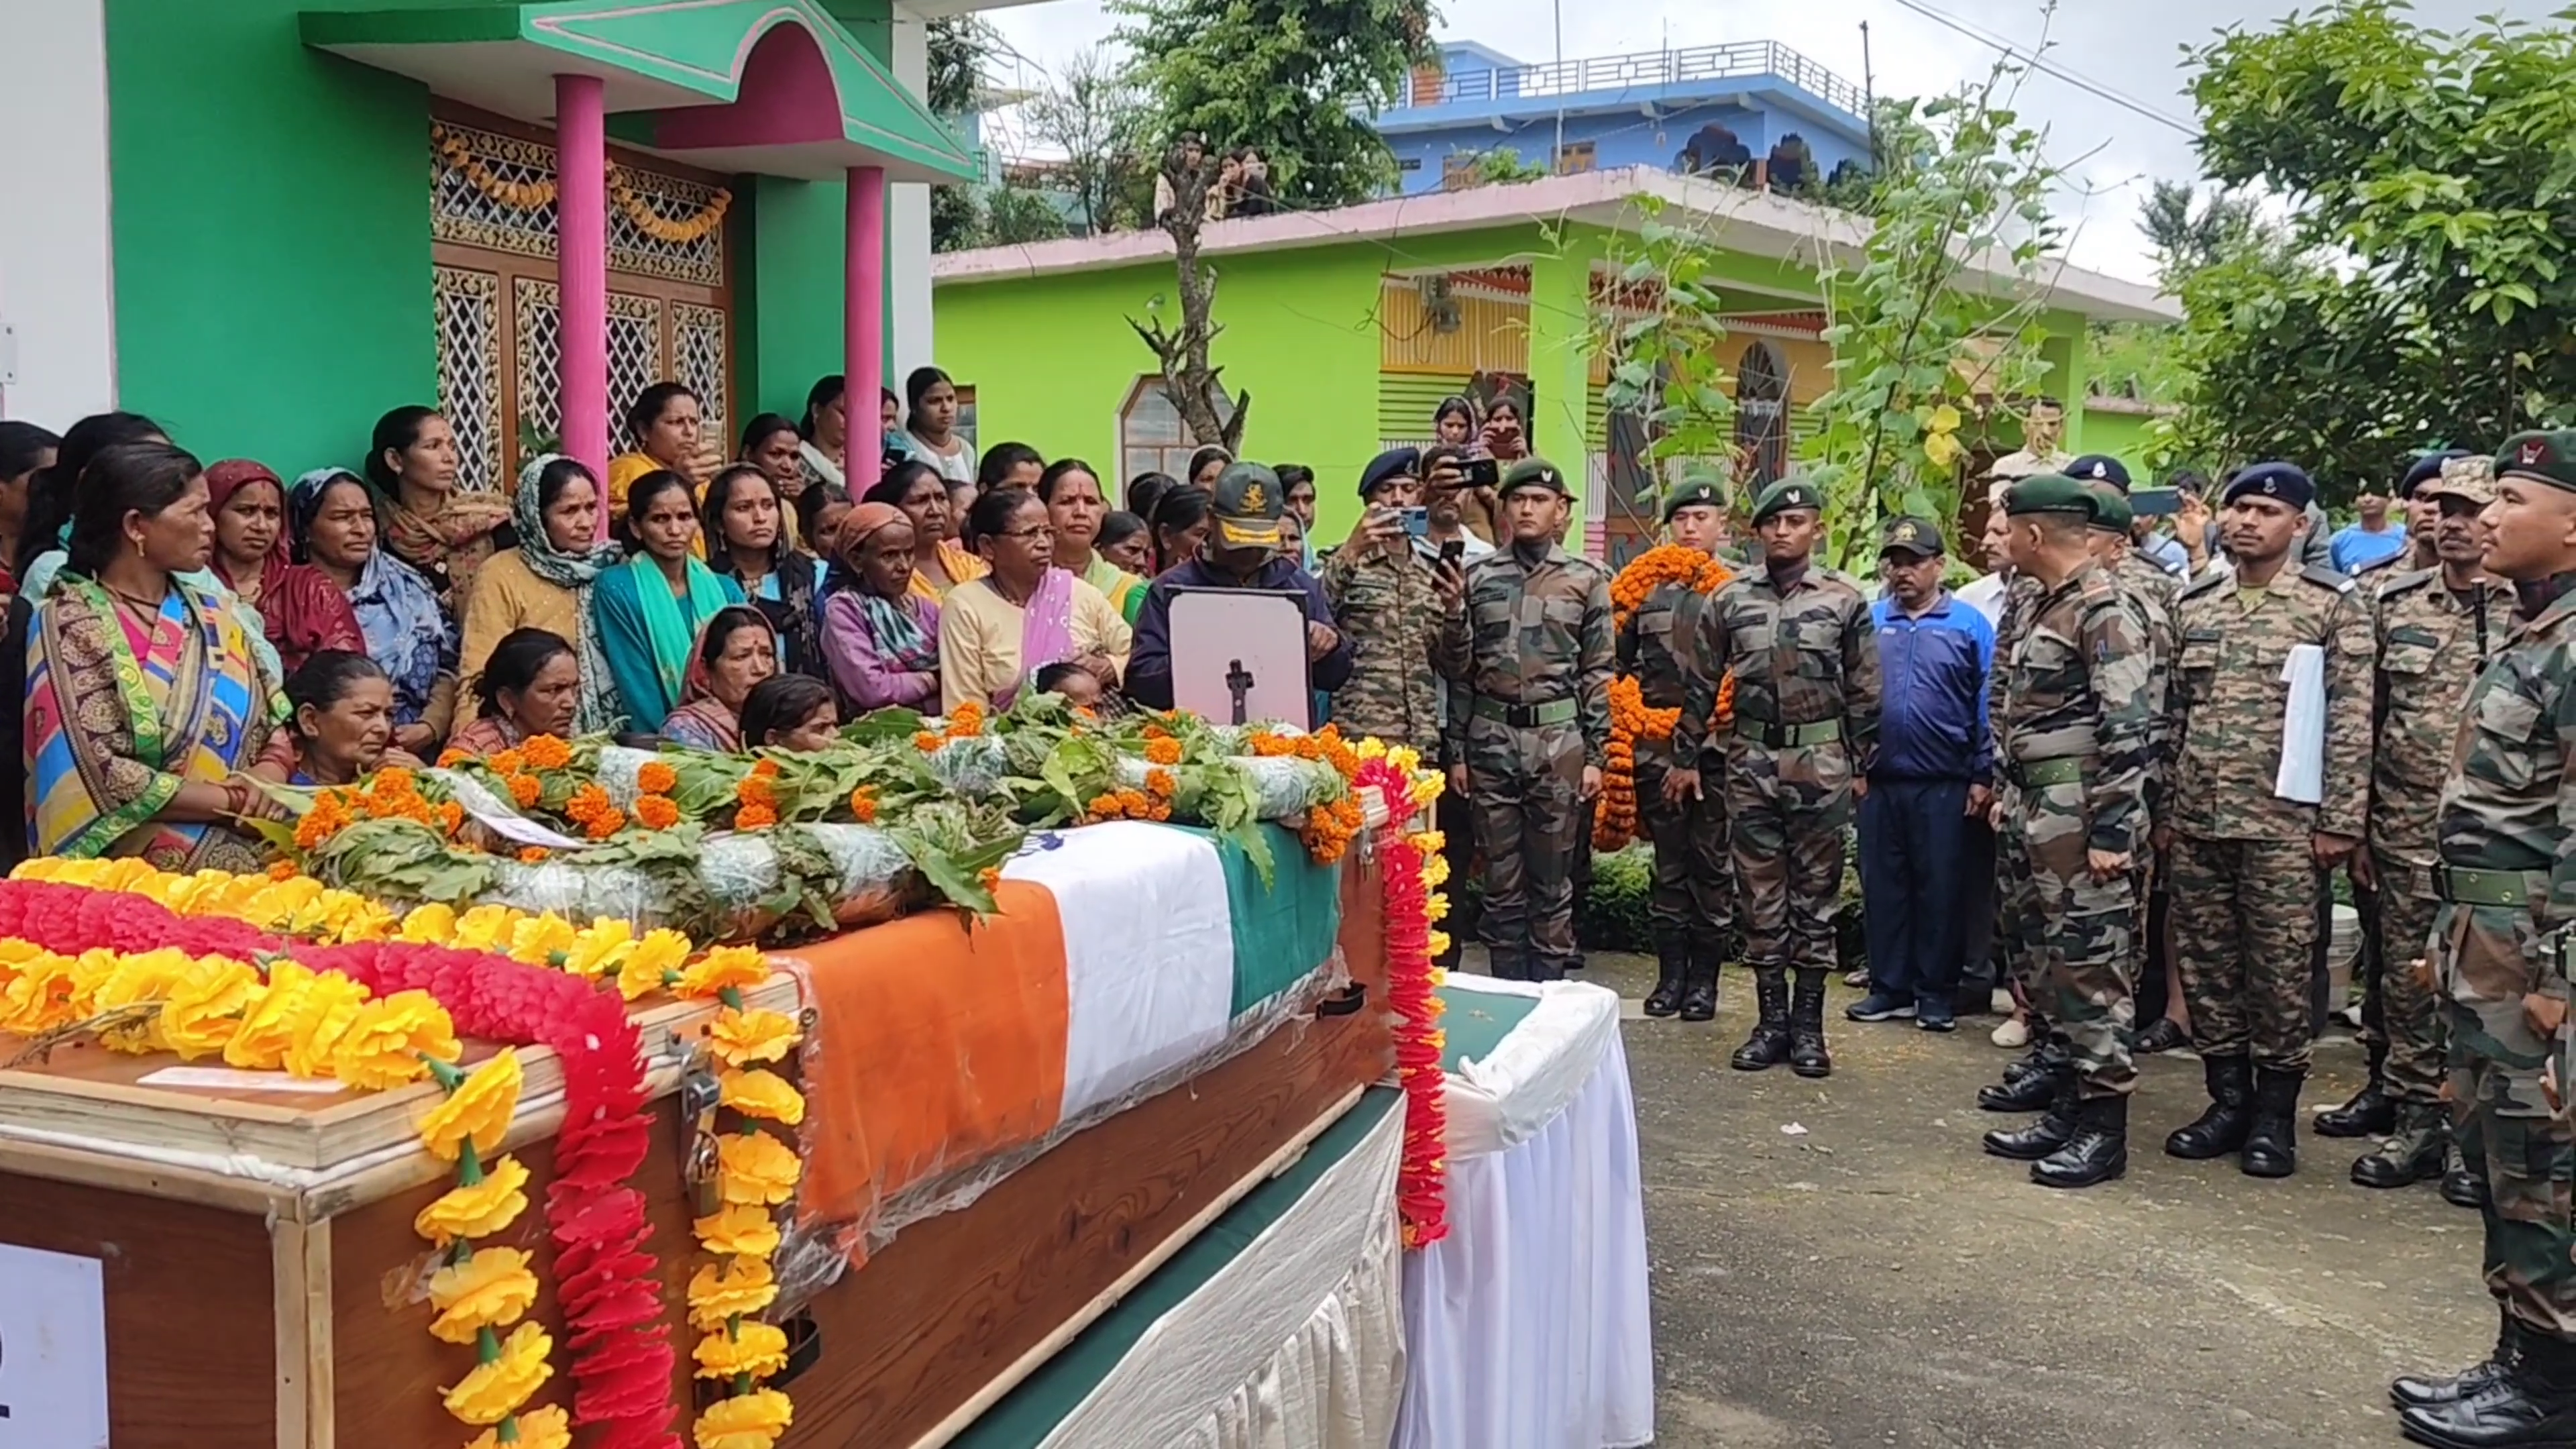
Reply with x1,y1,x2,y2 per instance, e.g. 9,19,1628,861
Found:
1597,546,1738,851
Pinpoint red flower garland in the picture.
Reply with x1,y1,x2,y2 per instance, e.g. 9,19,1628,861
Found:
0,879,678,1447
1355,761,1449,1250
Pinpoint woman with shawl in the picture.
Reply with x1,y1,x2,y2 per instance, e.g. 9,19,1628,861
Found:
458,454,625,733
290,468,460,757
204,459,364,678
26,441,285,870
591,470,745,733
1038,459,1144,625
937,488,1128,715
657,605,777,751
863,459,986,601
820,501,941,713
368,405,513,615
701,464,822,680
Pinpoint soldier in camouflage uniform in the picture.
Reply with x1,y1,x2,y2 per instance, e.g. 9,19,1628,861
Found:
2084,471,2188,1056
2161,462,2373,1179
1629,476,1736,1021
2316,458,2520,1193
1688,476,1881,1077
1971,476,2155,1189
1436,458,1613,981
2390,429,2576,1448
1319,447,1444,758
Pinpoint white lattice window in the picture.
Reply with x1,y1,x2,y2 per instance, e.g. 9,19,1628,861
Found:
673,303,730,447
434,266,502,492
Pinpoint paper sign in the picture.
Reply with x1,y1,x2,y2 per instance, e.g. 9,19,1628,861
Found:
0,1243,111,1448
136,1065,350,1095
430,767,590,851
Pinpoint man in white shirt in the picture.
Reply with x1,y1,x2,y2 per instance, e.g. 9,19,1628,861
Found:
1956,490,2018,626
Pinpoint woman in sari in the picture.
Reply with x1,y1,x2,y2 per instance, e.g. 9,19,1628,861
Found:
795,375,849,497
369,406,511,614
450,628,579,757
205,460,364,678
605,382,717,521
702,464,822,678
903,366,975,486
938,489,1128,714
741,674,839,751
864,460,984,600
592,470,745,732
291,468,459,757
820,502,940,714
1040,459,1144,625
252,650,421,787
460,454,624,732
25,441,286,869
658,606,777,751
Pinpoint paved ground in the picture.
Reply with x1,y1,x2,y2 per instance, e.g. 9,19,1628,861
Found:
1550,949,2495,1449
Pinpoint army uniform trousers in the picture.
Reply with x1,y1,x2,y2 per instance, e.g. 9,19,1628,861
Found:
1722,735,1851,975
1633,737,1733,951
2169,833,2328,1073
1998,772,2137,1096
2359,852,2447,1106
2438,898,2576,1339
1466,712,1587,980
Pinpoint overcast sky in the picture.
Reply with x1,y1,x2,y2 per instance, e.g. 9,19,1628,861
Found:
983,0,2562,286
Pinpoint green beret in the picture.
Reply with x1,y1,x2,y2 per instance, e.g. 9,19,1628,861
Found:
1501,457,1572,500
2084,480,2133,533
1750,476,1825,527
1664,473,1726,523
2004,473,2098,520
2497,430,2576,493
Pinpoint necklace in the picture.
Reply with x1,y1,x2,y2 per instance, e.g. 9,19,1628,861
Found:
105,582,166,615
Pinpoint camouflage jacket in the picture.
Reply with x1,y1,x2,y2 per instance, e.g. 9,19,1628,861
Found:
2369,568,2520,866
1435,543,1615,765
1621,571,1727,769
2434,582,2576,938
1988,557,2156,857
2169,561,2375,843
1685,562,1881,767
1319,539,1444,757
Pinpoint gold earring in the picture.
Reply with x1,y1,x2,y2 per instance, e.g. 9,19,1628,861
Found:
133,537,146,557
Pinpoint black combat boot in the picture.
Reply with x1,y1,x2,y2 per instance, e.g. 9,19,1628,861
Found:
2240,1066,2304,1179
2002,1042,2053,1084
2399,1323,2576,1448
2444,1142,2492,1210
2031,1093,2129,1190
2316,1040,2397,1138
1980,1045,2063,1113
1788,969,1832,1078
1983,1067,2078,1161
1642,939,1687,1018
1730,967,1792,1071
2394,1309,2520,1411
2353,1102,2449,1189
2165,1053,2254,1161
1678,944,1719,1022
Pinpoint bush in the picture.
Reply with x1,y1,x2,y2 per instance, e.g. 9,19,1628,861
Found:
1444,845,1658,953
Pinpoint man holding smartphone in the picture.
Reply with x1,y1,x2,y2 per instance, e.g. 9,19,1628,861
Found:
1319,448,1444,759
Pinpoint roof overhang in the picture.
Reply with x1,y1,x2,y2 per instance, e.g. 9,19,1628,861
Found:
301,0,976,182
932,164,2181,325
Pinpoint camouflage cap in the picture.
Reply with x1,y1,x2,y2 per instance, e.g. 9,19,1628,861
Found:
1209,461,1285,550
1663,472,1727,522
1749,476,1825,526
2085,480,2133,533
2423,453,2497,508
1878,515,1945,558
2003,472,2098,519
1500,457,1573,500
2496,430,2576,493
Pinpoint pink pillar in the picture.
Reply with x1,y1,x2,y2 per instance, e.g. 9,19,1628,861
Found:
846,165,888,490
555,72,610,511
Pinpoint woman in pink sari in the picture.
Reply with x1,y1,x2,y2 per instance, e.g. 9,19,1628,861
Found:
936,488,1128,714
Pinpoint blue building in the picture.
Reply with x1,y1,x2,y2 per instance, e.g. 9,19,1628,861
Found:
1376,39,1874,197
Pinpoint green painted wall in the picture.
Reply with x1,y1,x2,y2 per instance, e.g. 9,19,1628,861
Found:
2078,408,2158,472
106,0,458,470
936,246,1387,539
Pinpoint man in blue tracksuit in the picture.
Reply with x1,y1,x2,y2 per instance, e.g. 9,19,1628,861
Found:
1849,517,1995,1032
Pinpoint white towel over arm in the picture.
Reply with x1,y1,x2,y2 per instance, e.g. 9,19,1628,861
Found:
2275,642,2326,804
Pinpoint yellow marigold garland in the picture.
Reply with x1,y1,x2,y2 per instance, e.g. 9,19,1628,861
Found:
411,1050,559,1440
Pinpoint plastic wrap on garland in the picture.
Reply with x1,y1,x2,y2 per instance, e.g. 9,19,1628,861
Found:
1114,754,1342,818
474,824,919,936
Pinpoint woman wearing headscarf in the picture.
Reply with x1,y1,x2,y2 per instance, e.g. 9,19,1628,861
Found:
290,467,460,756
863,459,985,600
26,441,286,871
591,470,744,732
658,605,778,751
204,460,364,678
368,405,513,616
458,453,625,733
820,501,941,714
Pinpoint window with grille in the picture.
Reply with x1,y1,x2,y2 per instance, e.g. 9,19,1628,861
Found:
1735,341,1790,490
1554,142,1597,174
1118,376,1232,484
429,109,735,492
1440,153,1481,191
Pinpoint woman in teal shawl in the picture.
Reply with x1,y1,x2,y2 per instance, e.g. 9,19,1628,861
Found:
592,468,741,731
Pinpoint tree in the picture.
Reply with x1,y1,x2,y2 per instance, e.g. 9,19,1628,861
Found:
1022,45,1155,234
1111,0,1434,209
927,17,996,253
2135,178,2267,286
1128,138,1249,452
981,184,1070,246
2161,2,2576,490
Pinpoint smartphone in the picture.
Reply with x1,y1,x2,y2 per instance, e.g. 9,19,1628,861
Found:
2130,486,2182,518
1399,506,1430,538
1464,457,1501,489
1439,538,1466,567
